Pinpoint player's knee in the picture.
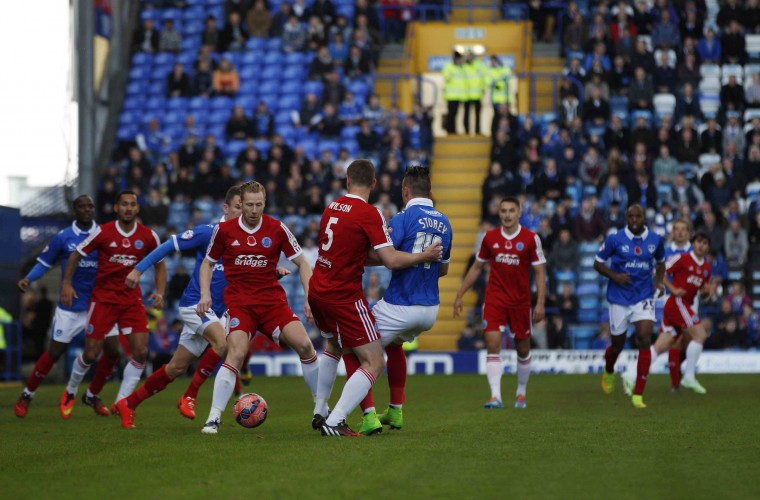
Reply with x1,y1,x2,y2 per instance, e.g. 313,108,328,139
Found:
164,361,184,380
131,348,148,363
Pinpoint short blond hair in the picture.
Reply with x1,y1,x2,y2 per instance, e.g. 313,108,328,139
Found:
240,180,266,197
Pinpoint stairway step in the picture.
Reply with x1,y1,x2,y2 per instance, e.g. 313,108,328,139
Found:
433,202,481,217
434,142,491,156
432,187,482,202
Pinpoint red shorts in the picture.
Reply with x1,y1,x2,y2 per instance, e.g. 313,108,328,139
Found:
227,303,299,343
482,303,532,340
661,296,700,337
308,294,378,348
86,300,149,340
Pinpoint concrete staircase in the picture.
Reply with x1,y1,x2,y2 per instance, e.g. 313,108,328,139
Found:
420,136,490,351
529,41,564,115
449,0,500,23
375,44,407,110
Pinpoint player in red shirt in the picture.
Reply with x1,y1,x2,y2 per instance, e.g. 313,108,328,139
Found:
454,197,547,409
61,191,165,416
309,159,442,437
195,181,319,434
623,231,713,398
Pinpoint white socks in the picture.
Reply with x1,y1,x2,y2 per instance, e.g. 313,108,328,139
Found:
516,354,531,397
300,353,319,401
207,363,238,423
325,368,375,426
116,360,146,402
684,341,703,381
66,355,91,395
313,351,340,417
486,354,502,401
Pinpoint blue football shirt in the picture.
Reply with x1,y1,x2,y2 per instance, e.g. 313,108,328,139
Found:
596,226,665,306
37,222,99,312
382,198,453,307
173,223,228,316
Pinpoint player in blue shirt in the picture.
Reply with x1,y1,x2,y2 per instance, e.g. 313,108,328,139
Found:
356,166,453,434
115,186,242,424
14,195,118,418
594,204,665,408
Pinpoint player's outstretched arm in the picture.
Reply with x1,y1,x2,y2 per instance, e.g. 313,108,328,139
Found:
126,239,177,288
376,241,443,270
453,259,485,318
149,260,167,310
61,251,83,308
18,262,50,293
533,263,547,322
196,258,214,316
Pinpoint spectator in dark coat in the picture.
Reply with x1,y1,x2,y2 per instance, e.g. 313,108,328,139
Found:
574,198,607,241
133,18,159,53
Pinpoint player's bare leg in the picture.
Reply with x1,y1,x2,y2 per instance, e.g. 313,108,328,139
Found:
483,330,504,408
16,340,68,418
202,329,248,434
179,323,228,419
312,337,341,428
64,336,111,416
514,337,531,408
681,324,708,394
631,320,654,408
322,340,385,437
602,332,626,395
279,321,319,402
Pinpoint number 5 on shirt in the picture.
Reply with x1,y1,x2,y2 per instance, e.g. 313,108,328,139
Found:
322,217,338,251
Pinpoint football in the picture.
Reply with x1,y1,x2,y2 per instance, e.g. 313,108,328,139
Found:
233,393,268,428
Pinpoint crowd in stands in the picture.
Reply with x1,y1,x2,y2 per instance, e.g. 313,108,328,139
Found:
479,0,760,350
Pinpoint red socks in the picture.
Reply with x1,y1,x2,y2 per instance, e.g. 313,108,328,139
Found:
125,365,172,409
184,349,222,399
26,352,56,392
633,348,652,395
604,345,619,375
386,343,407,406
88,355,119,395
668,348,683,389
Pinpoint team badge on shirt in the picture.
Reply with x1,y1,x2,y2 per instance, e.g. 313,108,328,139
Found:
262,237,272,248
181,230,194,240
516,242,524,251
229,317,240,328
135,240,144,249
648,244,655,253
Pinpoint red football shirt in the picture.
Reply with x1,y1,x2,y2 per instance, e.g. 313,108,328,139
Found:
206,214,302,307
665,251,712,306
476,225,546,308
77,221,160,303
310,194,394,304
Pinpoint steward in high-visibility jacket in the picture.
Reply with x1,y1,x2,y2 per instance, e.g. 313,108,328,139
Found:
488,55,514,109
442,52,467,134
463,50,487,135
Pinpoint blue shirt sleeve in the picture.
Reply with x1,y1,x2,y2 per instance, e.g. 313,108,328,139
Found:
37,233,63,268
654,237,665,263
442,219,453,263
595,235,615,262
135,239,177,274
26,262,50,281
388,212,405,248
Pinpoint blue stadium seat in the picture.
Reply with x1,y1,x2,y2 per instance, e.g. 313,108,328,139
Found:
280,81,302,96
206,124,226,139
265,38,282,51
183,5,205,20
154,53,177,67
254,139,271,152
238,80,259,98
210,96,234,111
234,95,257,111
337,5,355,18
208,109,231,125
180,37,202,53
582,185,597,199
123,96,144,112
144,96,167,113
220,51,241,68
299,137,318,158
278,126,296,145
263,51,283,67
284,52,306,66
117,124,138,141
188,97,210,113
282,66,306,81
239,65,261,82
131,52,153,68
258,93,280,111
318,139,340,157
341,126,360,140
129,66,150,82
182,22,204,37
148,81,166,96
576,283,599,296
303,81,324,97
166,97,188,111
277,95,300,111
348,80,368,96
260,66,281,81
577,310,599,324
579,241,601,254
225,140,248,158
245,37,266,51
241,50,265,66
119,111,139,126
163,110,186,126
275,110,293,126
341,140,359,156
554,270,577,283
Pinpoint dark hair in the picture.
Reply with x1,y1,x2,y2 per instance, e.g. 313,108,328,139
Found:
691,230,710,244
116,190,138,204
225,185,242,205
626,203,644,216
500,196,521,209
346,159,376,187
72,195,93,208
403,166,431,198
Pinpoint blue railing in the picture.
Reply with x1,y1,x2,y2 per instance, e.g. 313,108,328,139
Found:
1,321,23,381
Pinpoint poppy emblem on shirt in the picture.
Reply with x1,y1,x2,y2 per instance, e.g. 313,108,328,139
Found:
122,238,131,248
247,236,257,246
634,246,641,255
505,241,513,250
135,240,144,249
516,242,524,251
262,237,272,248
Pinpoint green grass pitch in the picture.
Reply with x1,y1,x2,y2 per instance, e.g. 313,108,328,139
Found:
1,374,759,499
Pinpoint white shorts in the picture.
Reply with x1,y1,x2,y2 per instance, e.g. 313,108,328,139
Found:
373,299,439,347
177,306,226,357
51,308,118,343
609,299,656,336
